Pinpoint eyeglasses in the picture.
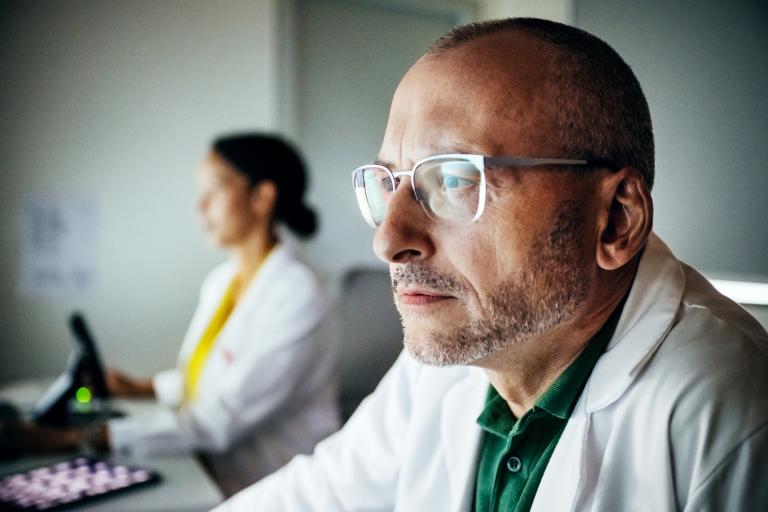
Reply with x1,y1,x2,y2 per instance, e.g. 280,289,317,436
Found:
352,153,611,227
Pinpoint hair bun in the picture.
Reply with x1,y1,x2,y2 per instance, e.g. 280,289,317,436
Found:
281,202,317,239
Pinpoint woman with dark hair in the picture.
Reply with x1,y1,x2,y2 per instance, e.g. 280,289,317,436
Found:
103,133,341,495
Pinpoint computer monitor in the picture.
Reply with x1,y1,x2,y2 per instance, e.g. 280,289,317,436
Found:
31,313,112,427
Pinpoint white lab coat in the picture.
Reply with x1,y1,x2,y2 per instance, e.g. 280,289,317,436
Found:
109,244,341,496
216,233,768,511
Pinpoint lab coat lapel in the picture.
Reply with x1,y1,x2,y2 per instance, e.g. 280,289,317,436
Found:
440,367,487,512
584,232,685,412
531,233,686,510
214,244,286,353
530,396,589,512
177,260,237,364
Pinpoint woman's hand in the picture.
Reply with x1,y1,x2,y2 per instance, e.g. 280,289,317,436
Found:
105,368,155,399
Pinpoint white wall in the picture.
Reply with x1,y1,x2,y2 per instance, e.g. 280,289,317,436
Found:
0,0,281,382
477,0,575,23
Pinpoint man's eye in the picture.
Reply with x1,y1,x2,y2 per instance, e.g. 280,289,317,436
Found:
443,175,474,189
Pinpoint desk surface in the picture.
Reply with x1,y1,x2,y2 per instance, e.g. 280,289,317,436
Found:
0,380,224,512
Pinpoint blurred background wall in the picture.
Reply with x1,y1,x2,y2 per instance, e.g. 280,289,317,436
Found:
0,0,281,380
1,0,766,383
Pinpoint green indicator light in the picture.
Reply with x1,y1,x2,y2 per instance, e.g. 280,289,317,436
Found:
75,386,92,404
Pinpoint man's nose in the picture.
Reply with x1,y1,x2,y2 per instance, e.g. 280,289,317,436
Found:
373,177,434,264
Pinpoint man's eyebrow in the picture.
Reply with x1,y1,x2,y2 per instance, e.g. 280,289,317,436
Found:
372,145,482,170
373,158,395,170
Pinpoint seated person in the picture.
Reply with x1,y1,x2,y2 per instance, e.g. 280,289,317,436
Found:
213,18,768,511
18,133,341,497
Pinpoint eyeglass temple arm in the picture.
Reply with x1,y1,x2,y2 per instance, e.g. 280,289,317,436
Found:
484,156,619,170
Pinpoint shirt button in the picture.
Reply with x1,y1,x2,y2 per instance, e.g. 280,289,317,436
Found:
506,456,522,473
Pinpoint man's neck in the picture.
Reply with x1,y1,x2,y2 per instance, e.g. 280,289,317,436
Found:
479,264,636,419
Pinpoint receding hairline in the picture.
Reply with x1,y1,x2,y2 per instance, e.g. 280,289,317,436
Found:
416,20,590,91
424,18,570,62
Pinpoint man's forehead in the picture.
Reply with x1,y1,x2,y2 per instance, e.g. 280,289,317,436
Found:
378,36,557,167
417,31,553,88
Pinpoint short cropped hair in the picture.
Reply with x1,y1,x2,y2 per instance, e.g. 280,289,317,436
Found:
427,18,655,190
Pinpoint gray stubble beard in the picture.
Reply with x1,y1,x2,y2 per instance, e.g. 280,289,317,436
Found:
396,203,589,367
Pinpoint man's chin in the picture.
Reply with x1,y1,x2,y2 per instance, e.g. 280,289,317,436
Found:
404,340,459,367
403,329,490,368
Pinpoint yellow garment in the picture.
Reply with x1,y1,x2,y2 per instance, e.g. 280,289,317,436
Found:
183,246,275,402
183,277,239,402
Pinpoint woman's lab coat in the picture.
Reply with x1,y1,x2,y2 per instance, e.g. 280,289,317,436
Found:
109,244,340,496
217,233,768,511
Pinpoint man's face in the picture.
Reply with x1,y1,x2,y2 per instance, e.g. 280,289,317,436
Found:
373,34,600,367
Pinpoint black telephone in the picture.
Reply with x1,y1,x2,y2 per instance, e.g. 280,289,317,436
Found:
30,313,114,427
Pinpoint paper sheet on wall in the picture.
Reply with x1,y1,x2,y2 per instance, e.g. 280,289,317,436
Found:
19,193,97,297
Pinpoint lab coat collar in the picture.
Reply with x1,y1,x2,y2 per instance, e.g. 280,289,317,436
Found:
583,232,685,412
217,243,290,317
530,233,686,512
194,243,292,353
236,242,288,299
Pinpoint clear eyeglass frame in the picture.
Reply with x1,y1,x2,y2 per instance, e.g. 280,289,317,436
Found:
351,153,604,228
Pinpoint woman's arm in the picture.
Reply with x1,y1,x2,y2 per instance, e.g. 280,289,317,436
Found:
105,368,155,399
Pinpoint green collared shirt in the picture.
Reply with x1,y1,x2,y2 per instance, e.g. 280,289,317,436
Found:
473,303,624,512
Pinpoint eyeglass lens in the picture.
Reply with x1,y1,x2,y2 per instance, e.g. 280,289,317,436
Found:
416,158,482,223
356,157,483,225
360,167,394,225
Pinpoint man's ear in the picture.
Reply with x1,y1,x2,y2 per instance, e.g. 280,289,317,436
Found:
251,180,278,218
595,168,653,270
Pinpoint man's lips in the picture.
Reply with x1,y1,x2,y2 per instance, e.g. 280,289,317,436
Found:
396,288,454,305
